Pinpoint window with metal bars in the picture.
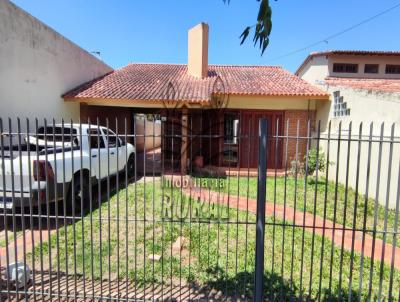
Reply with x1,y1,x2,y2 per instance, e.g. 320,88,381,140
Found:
333,63,358,73
385,64,400,74
364,64,379,74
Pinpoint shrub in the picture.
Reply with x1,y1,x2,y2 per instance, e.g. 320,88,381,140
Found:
302,148,327,176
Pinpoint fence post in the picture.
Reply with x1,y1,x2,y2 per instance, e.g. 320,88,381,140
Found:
254,118,267,302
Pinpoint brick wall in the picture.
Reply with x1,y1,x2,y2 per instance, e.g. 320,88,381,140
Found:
284,110,316,165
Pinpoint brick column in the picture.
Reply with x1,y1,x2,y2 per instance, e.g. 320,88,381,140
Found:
284,110,316,165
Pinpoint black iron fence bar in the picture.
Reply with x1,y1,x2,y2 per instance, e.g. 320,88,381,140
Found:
338,121,353,300
0,119,11,301
329,121,342,292
348,123,360,302
8,119,19,300
280,118,290,301
378,124,395,301
357,122,373,302
16,119,28,302
88,118,95,300
26,119,37,302
368,123,385,300
289,120,300,294
254,118,267,302
308,120,321,299
124,118,130,302
317,120,332,302
299,120,311,296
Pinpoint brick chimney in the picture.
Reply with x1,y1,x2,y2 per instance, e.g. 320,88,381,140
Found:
188,23,209,78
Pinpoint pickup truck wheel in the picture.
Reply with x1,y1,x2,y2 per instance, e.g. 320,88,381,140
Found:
127,154,135,179
67,174,90,215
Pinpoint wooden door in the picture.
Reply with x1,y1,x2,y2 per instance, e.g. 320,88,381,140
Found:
239,111,283,169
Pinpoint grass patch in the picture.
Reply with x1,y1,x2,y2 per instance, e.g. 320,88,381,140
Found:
30,179,400,300
0,232,14,248
197,175,399,247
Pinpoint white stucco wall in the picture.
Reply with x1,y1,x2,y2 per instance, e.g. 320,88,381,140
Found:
299,55,400,208
315,86,400,209
0,0,113,130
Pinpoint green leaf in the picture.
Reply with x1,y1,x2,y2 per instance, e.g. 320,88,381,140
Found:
225,0,273,55
261,38,269,55
239,26,251,45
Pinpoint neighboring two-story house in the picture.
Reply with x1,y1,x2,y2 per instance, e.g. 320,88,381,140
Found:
296,50,400,208
296,50,400,129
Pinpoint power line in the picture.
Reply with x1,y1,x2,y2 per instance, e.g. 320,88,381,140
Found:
265,2,400,62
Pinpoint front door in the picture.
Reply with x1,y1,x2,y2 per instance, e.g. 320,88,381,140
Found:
239,111,283,169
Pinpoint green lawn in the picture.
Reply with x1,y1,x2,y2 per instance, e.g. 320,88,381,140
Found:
197,175,399,247
31,179,400,301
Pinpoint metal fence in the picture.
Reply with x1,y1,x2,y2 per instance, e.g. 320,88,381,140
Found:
0,116,399,301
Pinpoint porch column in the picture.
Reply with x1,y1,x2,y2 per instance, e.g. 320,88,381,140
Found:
181,108,188,174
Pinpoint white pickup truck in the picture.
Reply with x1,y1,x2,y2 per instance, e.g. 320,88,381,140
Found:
0,124,135,210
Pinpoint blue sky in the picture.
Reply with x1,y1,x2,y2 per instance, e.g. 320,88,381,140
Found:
12,0,400,72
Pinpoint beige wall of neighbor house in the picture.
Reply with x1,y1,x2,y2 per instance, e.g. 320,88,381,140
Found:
326,55,400,79
297,54,400,83
298,53,400,208
0,0,112,128
296,55,329,85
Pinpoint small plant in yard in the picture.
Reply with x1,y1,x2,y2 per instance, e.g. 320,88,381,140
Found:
290,160,303,176
302,148,330,176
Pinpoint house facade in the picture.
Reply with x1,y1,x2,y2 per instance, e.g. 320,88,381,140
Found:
296,50,400,208
63,23,329,173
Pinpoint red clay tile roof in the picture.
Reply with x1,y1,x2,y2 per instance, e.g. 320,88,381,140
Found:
63,63,329,103
325,77,400,93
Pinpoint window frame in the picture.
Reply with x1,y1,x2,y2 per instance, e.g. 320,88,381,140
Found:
101,128,119,148
385,64,400,74
332,63,359,73
88,128,106,149
364,64,379,74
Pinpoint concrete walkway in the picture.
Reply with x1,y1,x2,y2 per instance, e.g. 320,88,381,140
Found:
181,185,400,270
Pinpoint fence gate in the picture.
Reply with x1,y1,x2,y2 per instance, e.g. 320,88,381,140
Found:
0,116,399,301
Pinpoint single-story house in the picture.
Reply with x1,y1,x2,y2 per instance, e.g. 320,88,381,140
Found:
63,23,329,173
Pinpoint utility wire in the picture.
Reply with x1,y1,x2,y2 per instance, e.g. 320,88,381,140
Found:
266,2,400,62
